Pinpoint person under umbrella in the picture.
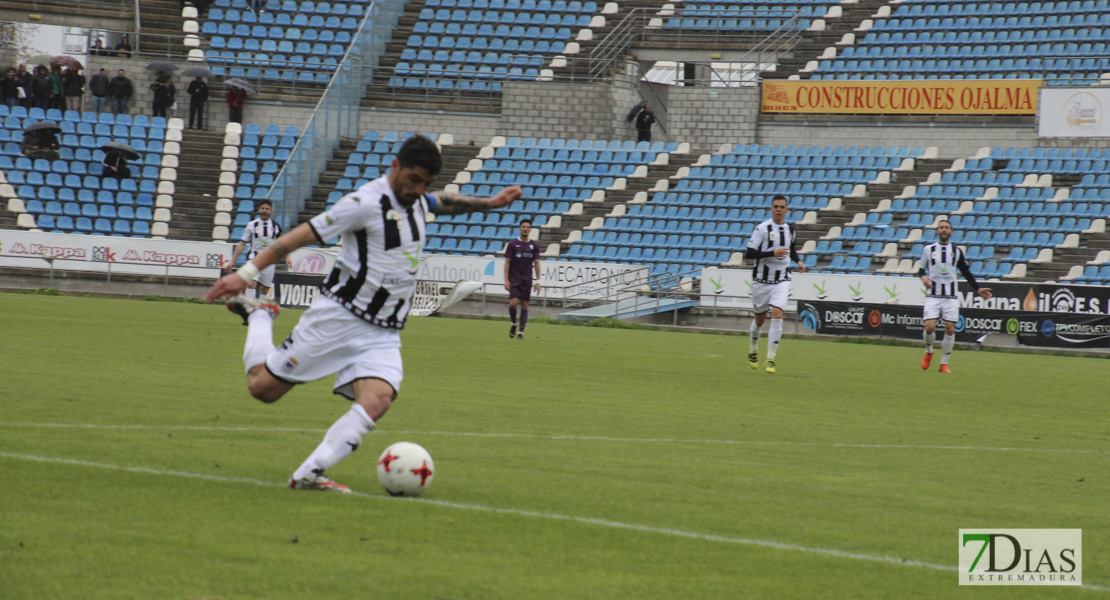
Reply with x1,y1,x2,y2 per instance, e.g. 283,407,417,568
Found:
101,147,132,180
64,67,85,112
22,122,61,161
150,74,175,118
226,85,246,124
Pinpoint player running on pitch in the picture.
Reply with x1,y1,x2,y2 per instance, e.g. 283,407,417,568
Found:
919,219,991,373
744,195,806,374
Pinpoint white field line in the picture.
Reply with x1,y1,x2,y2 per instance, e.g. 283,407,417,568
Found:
2,451,1106,592
0,422,1107,456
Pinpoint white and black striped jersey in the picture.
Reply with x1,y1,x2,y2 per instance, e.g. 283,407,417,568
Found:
308,176,436,330
918,242,979,298
240,217,282,259
746,218,798,284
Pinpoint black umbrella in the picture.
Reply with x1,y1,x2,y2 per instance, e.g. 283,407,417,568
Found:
101,141,140,160
146,61,177,72
52,55,84,70
182,66,212,77
625,100,648,122
224,78,257,94
25,120,61,133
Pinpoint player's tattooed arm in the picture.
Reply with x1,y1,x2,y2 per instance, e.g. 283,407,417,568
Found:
432,185,523,215
432,191,492,215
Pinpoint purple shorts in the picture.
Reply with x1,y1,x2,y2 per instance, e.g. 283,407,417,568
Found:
508,280,532,301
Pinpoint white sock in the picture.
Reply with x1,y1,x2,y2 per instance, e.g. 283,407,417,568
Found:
941,334,954,365
243,310,275,374
766,318,783,360
749,320,762,351
924,331,935,353
292,404,376,481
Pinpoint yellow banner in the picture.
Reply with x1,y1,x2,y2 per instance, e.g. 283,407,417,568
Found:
762,79,1041,115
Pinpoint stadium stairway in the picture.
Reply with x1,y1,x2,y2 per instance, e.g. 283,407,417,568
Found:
545,151,700,257
763,0,890,81
167,129,228,240
138,0,189,58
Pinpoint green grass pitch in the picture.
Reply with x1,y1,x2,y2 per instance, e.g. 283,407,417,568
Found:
1,292,1106,598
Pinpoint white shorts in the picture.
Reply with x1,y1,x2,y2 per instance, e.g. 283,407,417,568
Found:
253,264,276,288
923,297,959,323
751,281,790,315
265,295,404,400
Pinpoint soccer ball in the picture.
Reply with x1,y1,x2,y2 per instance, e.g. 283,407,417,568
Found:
377,442,435,497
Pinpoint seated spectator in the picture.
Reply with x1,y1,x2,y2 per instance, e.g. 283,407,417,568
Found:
101,149,131,180
21,129,61,161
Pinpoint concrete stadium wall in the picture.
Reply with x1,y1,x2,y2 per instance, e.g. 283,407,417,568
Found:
667,86,761,154
359,108,499,145
498,77,643,142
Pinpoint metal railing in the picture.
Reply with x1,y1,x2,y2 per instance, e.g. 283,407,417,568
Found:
265,0,406,227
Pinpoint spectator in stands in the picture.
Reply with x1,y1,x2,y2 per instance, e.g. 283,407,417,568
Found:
31,65,53,110
21,129,60,161
226,86,246,123
49,64,65,110
16,64,32,108
187,75,208,130
109,69,133,114
1,68,20,107
89,39,105,56
101,149,131,180
64,67,85,113
88,68,109,113
249,0,264,13
115,36,132,58
150,74,175,118
634,104,655,143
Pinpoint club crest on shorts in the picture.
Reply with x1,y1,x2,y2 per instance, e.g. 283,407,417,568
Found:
282,357,299,373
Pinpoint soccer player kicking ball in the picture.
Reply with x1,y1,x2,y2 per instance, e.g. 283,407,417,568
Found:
918,220,991,373
744,195,805,374
205,135,522,493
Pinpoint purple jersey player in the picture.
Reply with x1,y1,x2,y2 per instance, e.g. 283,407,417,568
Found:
504,218,541,339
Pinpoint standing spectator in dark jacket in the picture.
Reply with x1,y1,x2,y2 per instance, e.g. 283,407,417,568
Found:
49,65,65,110
634,104,655,143
226,86,246,123
88,68,109,113
17,64,32,108
64,67,85,112
31,66,53,110
109,69,133,114
150,75,175,118
1,68,20,107
187,76,208,130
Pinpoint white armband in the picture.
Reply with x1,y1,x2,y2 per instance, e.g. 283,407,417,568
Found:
235,262,260,283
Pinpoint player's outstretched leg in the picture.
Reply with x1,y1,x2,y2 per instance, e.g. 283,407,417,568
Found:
289,403,376,494
227,293,279,326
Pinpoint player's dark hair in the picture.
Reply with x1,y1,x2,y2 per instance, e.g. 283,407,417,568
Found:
937,219,951,227
395,134,442,176
771,195,788,205
520,218,532,226
258,199,273,208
